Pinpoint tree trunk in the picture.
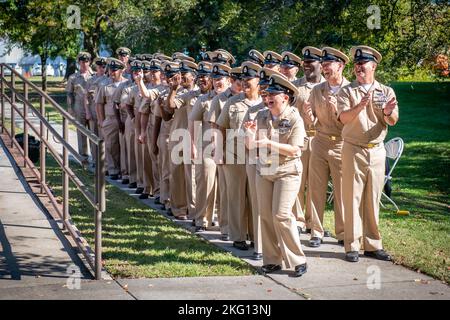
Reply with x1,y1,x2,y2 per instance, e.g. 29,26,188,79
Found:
39,53,48,92
65,57,77,81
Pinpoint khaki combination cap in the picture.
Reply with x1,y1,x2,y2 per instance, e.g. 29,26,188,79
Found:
302,46,322,62
265,73,300,97
93,57,107,66
214,49,236,65
77,51,91,61
130,60,143,71
230,66,243,79
179,60,198,73
281,51,302,68
162,61,181,77
350,45,382,63
106,57,126,70
141,54,153,61
116,47,131,56
211,63,231,78
172,52,195,62
321,47,350,64
259,67,287,86
149,59,162,71
197,61,213,76
241,61,262,79
248,49,265,66
154,53,172,61
263,51,283,65
141,60,153,71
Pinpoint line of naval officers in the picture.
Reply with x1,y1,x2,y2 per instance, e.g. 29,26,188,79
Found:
66,45,399,277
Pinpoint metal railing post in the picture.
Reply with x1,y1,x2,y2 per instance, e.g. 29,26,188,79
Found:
62,117,69,229
1,65,4,133
40,96,46,193
11,72,15,147
23,82,29,167
95,139,105,280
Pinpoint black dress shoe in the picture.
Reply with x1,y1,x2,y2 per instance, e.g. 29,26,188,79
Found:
211,221,217,226
337,240,344,246
249,242,255,248
261,264,281,274
110,174,119,180
305,228,311,234
364,249,392,261
128,182,137,189
195,226,206,233
323,230,332,237
139,193,149,199
166,208,174,216
175,215,188,220
135,187,144,194
154,197,162,205
105,170,109,176
121,178,129,185
293,263,307,277
309,237,323,247
252,252,263,261
221,234,230,241
233,241,249,251
345,251,359,262
191,219,196,226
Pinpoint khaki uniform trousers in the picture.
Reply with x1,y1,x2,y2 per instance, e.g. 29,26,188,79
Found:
256,164,306,268
88,102,99,162
308,135,344,240
168,141,189,217
194,157,217,227
102,116,121,175
223,164,249,242
186,163,196,218
125,116,137,184
134,128,145,189
342,141,385,253
74,101,89,157
145,120,159,196
246,163,262,254
157,124,171,209
217,165,229,235
119,130,128,179
293,135,313,228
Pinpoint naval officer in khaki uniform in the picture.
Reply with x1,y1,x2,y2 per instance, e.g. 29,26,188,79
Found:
337,46,399,262
95,58,128,179
86,57,108,162
207,66,243,239
302,47,350,247
263,51,283,72
294,46,326,232
66,51,93,160
117,47,132,80
188,62,222,230
216,62,262,251
280,51,303,87
244,74,307,277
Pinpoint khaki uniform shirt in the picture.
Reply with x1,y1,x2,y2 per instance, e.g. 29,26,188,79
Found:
296,75,326,135
337,80,399,146
86,74,108,109
216,93,263,163
189,90,217,149
309,78,350,137
206,87,234,124
255,106,305,173
171,86,201,132
66,71,93,107
95,78,128,117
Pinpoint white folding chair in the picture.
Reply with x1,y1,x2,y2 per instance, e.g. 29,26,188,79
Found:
381,137,404,211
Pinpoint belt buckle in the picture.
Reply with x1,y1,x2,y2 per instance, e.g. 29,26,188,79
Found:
330,135,336,141
367,143,376,148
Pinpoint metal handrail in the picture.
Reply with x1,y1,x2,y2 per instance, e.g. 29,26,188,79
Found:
0,63,105,280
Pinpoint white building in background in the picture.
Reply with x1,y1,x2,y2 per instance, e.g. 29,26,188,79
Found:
0,39,25,74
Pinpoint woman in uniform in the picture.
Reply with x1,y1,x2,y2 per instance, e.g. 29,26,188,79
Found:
244,74,307,277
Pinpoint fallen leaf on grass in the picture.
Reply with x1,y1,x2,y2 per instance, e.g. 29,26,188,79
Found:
123,284,128,291
414,279,430,284
353,278,358,281
267,289,272,293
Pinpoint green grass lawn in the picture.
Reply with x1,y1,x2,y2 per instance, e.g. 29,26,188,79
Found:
323,82,450,283
44,156,254,278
